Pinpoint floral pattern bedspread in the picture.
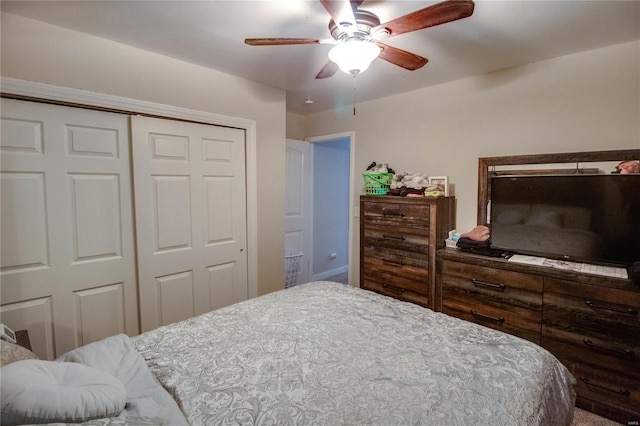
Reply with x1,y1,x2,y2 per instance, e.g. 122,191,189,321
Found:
133,281,575,426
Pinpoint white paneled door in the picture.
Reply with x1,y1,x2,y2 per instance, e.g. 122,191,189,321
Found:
285,139,312,285
131,116,247,332
0,98,138,359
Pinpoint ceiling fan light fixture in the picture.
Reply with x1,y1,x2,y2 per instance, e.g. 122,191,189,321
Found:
328,39,381,75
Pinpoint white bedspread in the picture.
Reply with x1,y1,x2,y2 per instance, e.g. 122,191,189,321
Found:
133,281,575,426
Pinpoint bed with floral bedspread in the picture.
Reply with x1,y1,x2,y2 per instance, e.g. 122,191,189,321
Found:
132,281,576,426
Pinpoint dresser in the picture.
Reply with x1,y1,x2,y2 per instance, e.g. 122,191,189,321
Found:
360,195,455,309
436,248,640,424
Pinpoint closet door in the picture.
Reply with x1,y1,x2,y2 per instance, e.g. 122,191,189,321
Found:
0,98,138,359
131,116,247,332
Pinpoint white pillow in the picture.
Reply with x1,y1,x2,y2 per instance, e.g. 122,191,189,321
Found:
1,359,126,425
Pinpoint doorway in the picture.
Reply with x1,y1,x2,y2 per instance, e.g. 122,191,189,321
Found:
285,132,354,287
311,137,350,283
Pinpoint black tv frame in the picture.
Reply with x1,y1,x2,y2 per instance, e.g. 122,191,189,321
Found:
477,149,640,227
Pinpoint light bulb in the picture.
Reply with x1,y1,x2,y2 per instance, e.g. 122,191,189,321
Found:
328,39,381,75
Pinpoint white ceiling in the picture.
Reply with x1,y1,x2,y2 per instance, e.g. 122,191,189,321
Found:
2,1,639,115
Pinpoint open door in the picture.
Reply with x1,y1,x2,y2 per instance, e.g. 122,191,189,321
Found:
285,139,312,286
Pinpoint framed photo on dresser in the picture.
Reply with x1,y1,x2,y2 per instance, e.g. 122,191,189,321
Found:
428,176,449,196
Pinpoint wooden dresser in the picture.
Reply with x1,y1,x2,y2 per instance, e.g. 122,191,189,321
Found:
436,248,640,424
360,195,455,310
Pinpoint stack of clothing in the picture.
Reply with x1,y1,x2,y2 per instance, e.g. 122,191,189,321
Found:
456,226,491,249
365,162,394,174
390,172,443,197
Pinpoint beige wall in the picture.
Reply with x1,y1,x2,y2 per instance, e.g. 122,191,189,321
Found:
1,12,287,296
305,41,640,285
286,112,306,140
3,12,638,292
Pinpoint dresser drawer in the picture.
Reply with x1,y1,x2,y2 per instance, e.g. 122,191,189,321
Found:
362,254,428,295
362,245,428,273
542,278,640,422
542,278,640,372
440,260,543,343
361,200,430,228
362,278,429,307
575,363,640,423
556,355,640,423
362,224,429,253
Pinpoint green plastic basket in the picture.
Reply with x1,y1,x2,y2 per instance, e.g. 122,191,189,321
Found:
363,172,393,195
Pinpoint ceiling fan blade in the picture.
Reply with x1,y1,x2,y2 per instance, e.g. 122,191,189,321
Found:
376,43,428,71
315,61,339,79
245,38,320,46
320,0,357,31
374,0,475,38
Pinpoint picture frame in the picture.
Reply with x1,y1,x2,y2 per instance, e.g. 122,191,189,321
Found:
428,176,449,196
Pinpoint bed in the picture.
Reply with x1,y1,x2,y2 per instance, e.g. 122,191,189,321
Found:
1,281,576,425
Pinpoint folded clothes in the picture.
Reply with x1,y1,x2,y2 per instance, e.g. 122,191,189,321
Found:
424,189,445,197
391,172,430,190
456,237,490,249
460,225,490,242
400,187,425,197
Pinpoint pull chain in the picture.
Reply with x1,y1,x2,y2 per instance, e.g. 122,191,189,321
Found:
353,75,357,116
353,75,356,116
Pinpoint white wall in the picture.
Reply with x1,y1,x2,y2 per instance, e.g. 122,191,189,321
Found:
1,12,287,296
305,41,640,286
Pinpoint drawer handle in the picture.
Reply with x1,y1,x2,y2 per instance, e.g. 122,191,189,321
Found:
470,310,505,323
583,339,635,359
580,376,631,397
382,234,406,241
383,284,406,294
585,300,638,316
471,279,506,291
383,258,405,267
383,210,406,217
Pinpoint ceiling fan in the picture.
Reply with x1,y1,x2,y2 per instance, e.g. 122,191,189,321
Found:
245,0,475,79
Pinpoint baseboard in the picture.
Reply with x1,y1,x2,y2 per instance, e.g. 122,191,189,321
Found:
312,265,348,281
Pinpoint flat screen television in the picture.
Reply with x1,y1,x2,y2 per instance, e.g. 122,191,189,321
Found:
489,174,640,266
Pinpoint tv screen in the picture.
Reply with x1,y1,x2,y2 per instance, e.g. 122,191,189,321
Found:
489,174,640,266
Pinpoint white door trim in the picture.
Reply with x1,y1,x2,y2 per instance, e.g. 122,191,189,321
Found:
1,77,259,299
306,131,355,286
